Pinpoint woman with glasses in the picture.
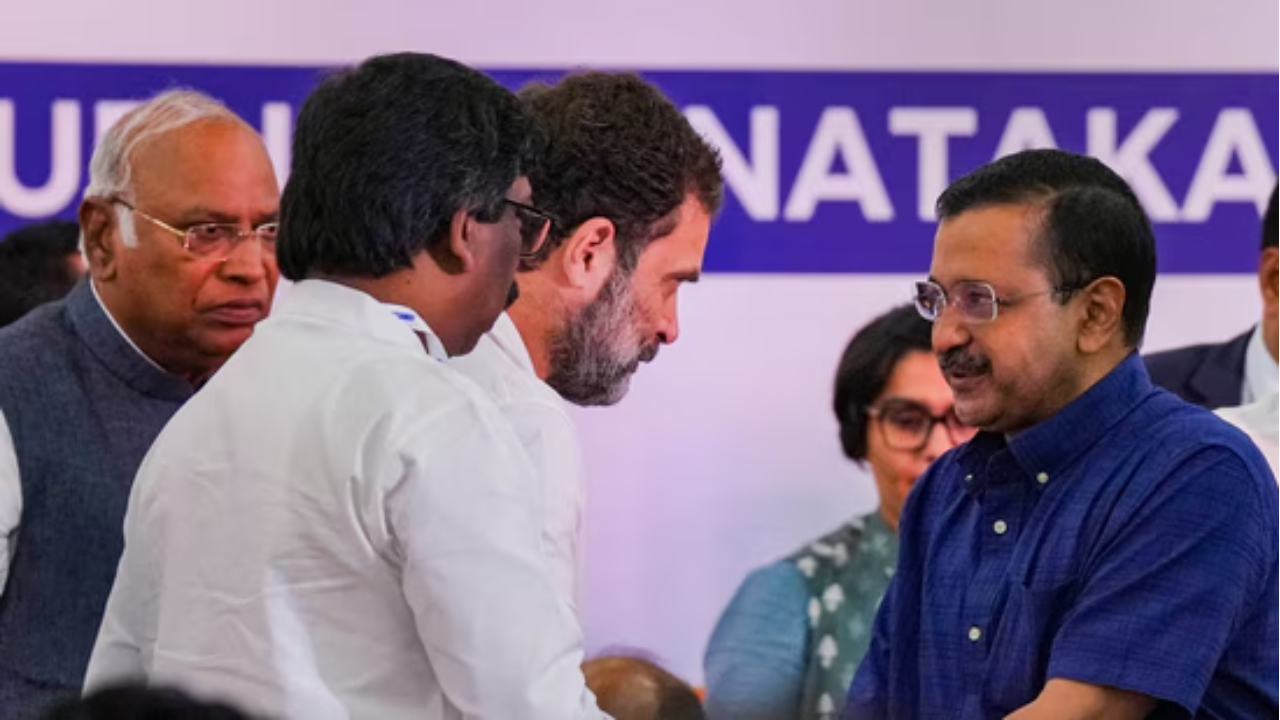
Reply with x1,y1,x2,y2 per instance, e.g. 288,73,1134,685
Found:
703,304,976,720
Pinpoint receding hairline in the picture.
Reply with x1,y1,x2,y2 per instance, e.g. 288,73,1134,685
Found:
128,116,259,163
85,90,251,201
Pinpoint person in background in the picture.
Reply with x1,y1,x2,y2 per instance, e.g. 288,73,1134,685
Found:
845,149,1276,719
0,89,279,718
450,71,723,610
1145,184,1277,409
584,655,706,720
86,53,606,719
1209,186,1279,477
703,304,974,720
0,220,86,327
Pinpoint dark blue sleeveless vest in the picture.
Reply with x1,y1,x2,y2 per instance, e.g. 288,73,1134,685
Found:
0,280,192,716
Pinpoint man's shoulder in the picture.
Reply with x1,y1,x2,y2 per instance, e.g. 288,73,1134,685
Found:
0,302,76,392
349,355,537,479
1100,393,1277,513
1143,331,1250,386
211,328,500,429
450,331,564,411
175,339,522,465
1132,391,1259,454
448,331,516,392
0,302,72,359
331,344,503,418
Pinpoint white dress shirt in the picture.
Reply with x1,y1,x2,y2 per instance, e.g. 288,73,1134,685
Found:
1241,324,1277,404
450,312,586,611
0,281,159,594
1217,392,1279,478
85,280,605,720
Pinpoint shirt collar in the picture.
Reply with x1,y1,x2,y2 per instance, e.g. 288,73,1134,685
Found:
485,311,536,374
956,352,1153,486
273,280,449,362
1243,323,1277,403
89,278,169,374
383,303,449,361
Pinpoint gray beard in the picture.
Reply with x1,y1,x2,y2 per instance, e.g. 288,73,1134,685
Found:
545,268,657,407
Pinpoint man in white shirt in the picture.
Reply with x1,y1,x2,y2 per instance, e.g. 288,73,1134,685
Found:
450,73,724,609
1146,184,1278,408
86,53,606,720
0,90,280,717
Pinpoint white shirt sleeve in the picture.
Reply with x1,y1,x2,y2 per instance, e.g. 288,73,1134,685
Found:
0,409,22,596
503,400,587,612
83,452,158,693
386,399,606,720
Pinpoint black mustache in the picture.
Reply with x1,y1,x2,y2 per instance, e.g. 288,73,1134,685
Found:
938,348,990,376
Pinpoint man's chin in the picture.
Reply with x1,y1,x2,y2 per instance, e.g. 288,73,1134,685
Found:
555,373,633,408
593,379,632,407
954,398,995,432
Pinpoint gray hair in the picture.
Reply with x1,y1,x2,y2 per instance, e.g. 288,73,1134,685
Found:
84,89,244,247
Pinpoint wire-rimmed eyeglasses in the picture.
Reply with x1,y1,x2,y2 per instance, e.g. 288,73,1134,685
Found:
913,279,1088,324
110,198,278,262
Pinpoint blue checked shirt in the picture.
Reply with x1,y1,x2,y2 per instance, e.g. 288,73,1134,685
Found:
843,353,1278,720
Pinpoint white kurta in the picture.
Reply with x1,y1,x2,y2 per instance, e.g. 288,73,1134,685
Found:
450,312,587,612
85,279,606,720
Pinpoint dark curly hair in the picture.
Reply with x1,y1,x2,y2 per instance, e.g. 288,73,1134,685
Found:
517,72,723,273
278,53,537,280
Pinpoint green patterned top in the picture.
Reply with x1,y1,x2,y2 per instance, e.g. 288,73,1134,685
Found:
789,512,898,720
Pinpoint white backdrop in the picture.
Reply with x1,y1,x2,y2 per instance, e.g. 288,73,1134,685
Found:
3,0,1277,684
1,0,1276,70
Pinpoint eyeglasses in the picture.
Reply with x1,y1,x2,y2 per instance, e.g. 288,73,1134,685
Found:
865,398,977,452
913,279,1087,324
111,199,278,261
502,199,556,258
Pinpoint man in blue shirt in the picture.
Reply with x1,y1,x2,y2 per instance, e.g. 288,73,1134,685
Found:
843,149,1278,720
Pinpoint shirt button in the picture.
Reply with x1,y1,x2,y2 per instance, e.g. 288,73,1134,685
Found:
968,626,982,642
964,474,974,483
993,520,1008,535
1036,472,1049,484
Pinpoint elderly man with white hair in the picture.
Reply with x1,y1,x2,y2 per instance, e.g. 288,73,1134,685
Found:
0,88,279,716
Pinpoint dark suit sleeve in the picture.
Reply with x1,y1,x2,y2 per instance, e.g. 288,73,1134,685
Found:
1143,330,1251,409
1143,346,1202,401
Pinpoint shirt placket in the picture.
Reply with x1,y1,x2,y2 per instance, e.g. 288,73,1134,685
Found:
959,457,1025,718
